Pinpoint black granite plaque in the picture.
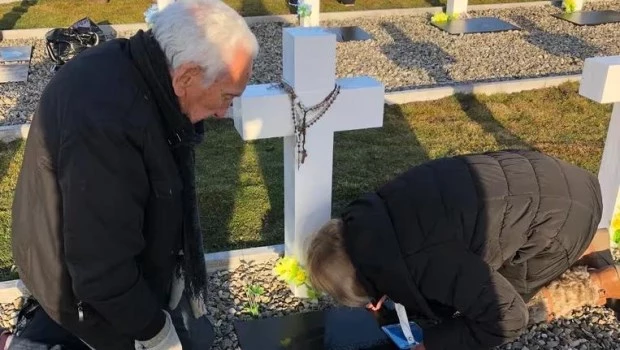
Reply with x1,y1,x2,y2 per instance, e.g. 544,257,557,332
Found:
431,17,520,34
235,307,402,350
323,26,373,42
552,10,620,26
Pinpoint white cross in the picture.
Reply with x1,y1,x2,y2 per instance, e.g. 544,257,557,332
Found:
446,0,468,16
579,55,620,246
157,0,174,10
298,0,320,27
232,27,384,296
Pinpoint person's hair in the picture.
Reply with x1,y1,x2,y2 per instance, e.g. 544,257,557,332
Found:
150,0,260,86
305,218,371,307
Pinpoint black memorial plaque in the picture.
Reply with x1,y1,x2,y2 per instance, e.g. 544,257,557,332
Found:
234,306,402,350
432,17,520,34
552,10,620,26
323,26,373,42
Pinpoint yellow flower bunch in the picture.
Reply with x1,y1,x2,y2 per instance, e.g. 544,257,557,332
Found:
273,256,319,299
611,212,620,245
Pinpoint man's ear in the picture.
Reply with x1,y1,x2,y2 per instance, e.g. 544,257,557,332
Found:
171,63,203,97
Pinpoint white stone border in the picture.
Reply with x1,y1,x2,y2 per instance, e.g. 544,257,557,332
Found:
0,244,285,303
0,0,615,40
384,74,581,104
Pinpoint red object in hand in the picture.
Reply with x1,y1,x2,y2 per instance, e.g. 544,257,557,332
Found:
366,295,388,311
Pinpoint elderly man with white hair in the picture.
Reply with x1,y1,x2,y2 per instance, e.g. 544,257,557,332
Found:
6,0,258,349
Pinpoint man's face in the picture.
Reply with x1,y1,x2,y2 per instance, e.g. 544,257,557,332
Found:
171,46,253,123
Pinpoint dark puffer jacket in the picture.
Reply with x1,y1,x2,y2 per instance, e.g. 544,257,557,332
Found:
342,150,602,350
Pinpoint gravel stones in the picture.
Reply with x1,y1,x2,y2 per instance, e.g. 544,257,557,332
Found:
0,254,618,348
0,38,53,126
207,259,334,350
1,2,620,125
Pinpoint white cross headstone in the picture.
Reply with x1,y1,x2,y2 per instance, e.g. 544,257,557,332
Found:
298,0,320,27
157,0,175,10
232,27,385,296
446,0,468,16
579,55,620,246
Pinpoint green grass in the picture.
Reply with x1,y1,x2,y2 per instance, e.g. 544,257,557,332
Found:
0,82,612,280
0,0,544,30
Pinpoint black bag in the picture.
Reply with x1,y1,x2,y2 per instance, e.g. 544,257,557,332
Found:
45,17,107,70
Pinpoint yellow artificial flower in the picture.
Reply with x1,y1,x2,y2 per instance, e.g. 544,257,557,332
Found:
294,269,307,285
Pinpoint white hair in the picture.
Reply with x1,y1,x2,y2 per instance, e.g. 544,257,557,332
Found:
150,0,259,86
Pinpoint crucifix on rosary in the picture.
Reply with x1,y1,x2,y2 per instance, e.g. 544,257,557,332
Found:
277,81,341,168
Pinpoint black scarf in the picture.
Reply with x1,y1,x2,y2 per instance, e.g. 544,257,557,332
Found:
125,29,207,313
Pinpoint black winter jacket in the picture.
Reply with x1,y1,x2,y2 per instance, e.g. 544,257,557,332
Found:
11,39,184,349
342,150,602,350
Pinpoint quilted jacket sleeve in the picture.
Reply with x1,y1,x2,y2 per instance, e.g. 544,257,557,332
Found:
413,243,529,350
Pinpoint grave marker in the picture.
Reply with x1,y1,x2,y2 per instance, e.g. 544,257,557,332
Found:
231,27,384,297
579,55,620,246
0,46,32,83
553,1,620,26
433,0,520,34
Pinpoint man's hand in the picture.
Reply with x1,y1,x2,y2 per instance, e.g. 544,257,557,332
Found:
135,311,182,350
411,343,426,350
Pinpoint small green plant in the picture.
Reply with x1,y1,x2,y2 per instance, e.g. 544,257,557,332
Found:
273,256,319,300
431,11,460,24
243,283,265,317
297,3,312,18
563,0,577,13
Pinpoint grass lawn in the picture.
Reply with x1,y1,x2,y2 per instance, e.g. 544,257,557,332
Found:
0,81,612,281
0,0,544,30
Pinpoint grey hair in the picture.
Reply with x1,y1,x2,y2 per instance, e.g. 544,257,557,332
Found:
150,0,259,86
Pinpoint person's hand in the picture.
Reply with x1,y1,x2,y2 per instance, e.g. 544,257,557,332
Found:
411,343,426,350
365,295,387,311
134,310,182,350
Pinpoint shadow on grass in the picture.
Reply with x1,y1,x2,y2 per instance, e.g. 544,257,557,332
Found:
455,94,532,151
0,0,37,31
196,118,246,252
380,22,455,86
332,104,431,215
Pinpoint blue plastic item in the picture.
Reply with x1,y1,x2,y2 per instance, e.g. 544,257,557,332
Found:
381,322,424,349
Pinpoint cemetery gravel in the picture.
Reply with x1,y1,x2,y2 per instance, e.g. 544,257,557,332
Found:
3,249,618,350
2,2,620,124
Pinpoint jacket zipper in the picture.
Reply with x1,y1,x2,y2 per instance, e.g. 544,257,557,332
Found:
77,301,84,322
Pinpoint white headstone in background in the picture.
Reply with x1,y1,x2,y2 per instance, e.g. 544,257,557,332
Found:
446,0,468,16
579,55,620,245
299,0,320,26
232,27,384,296
158,0,175,10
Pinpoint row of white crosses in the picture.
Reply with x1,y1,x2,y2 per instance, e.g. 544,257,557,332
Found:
580,56,620,244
